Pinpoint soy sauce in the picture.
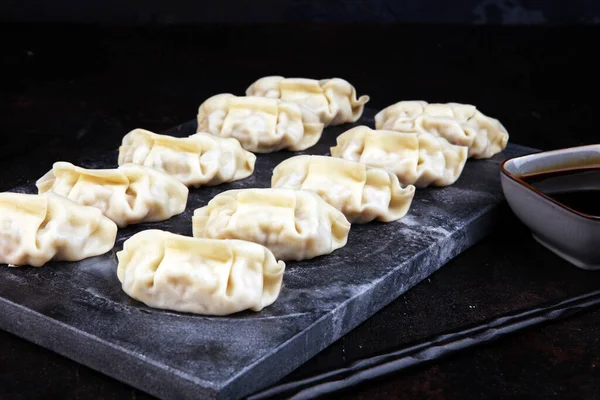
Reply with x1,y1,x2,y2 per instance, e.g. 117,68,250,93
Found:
521,167,600,217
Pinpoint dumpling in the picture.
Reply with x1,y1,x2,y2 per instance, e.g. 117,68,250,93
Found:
36,162,188,228
196,94,324,153
246,76,370,126
118,129,256,187
0,192,117,267
330,126,468,188
117,230,285,316
374,101,509,159
271,155,415,223
193,188,350,261
414,133,469,188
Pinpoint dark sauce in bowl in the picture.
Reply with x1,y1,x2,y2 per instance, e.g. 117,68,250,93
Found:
521,167,600,218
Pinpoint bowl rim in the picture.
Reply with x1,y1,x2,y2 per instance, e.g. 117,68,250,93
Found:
500,144,600,221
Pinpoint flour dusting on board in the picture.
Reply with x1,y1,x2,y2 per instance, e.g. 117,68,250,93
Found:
0,109,531,400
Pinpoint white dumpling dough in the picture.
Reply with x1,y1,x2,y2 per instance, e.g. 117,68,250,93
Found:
118,129,256,187
0,192,117,267
271,155,415,223
196,94,324,153
117,230,285,316
36,162,188,228
246,76,370,126
193,188,350,261
330,126,468,188
375,101,509,159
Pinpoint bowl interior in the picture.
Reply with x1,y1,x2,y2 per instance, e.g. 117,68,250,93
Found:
502,144,600,220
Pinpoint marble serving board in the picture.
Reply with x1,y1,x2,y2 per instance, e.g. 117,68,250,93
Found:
0,109,534,400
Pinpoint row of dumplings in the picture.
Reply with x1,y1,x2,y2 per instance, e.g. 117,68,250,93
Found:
0,76,509,316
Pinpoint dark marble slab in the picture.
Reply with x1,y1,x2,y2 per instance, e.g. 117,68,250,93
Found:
0,109,534,399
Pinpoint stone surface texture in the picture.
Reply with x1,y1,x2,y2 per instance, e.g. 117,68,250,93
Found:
0,109,532,399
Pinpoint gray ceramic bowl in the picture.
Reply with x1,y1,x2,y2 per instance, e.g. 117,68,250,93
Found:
500,144,600,270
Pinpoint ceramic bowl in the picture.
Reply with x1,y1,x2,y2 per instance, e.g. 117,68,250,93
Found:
500,144,600,270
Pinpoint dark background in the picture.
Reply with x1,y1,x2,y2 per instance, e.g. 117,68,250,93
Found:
1,1,600,399
1,0,600,25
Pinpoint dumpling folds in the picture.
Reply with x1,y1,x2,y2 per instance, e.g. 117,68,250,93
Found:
0,192,117,267
246,76,370,126
36,162,188,228
117,230,285,316
375,101,509,159
118,129,256,187
272,155,415,223
330,126,468,188
196,94,324,153
193,188,350,261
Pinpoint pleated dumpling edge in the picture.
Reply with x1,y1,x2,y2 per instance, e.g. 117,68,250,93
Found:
0,192,117,267
36,161,188,227
246,76,369,126
118,128,256,187
330,125,468,189
116,229,285,316
374,100,509,159
196,93,324,154
271,155,415,223
192,188,351,261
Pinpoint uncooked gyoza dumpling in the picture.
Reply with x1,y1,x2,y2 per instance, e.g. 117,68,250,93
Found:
0,192,117,267
374,101,509,159
193,188,350,261
196,94,324,154
246,76,370,126
330,126,468,188
117,230,285,316
271,155,415,223
36,162,188,228
118,129,256,187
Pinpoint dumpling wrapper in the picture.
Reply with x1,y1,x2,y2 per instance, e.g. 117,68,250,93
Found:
0,192,117,267
118,129,256,187
374,101,509,159
271,155,415,223
196,94,324,153
36,162,188,228
330,126,468,188
193,188,350,261
246,76,370,126
117,230,285,316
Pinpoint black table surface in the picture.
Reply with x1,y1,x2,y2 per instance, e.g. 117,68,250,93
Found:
1,23,599,399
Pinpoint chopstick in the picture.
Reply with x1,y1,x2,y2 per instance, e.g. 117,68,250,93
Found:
248,289,600,400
